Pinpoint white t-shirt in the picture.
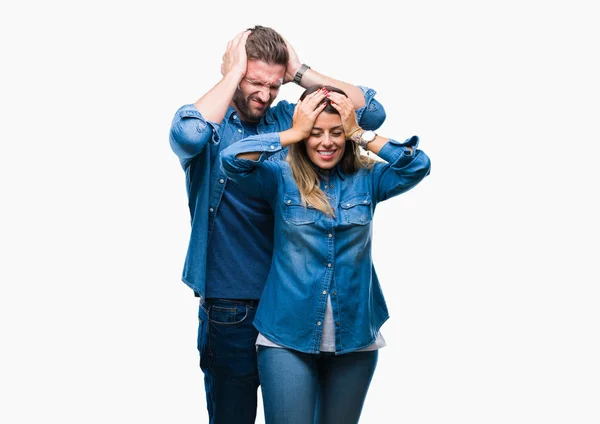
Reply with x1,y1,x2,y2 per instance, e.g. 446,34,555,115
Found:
256,295,386,352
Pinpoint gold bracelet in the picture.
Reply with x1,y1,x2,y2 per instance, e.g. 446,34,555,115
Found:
346,126,362,140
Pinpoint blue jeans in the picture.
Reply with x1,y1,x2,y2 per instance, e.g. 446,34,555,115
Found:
198,298,260,424
257,346,378,424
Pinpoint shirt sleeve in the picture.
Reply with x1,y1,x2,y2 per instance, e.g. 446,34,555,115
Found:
355,86,386,131
371,136,431,203
169,104,220,164
219,133,282,199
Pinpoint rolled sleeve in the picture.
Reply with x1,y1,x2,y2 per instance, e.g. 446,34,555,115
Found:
220,133,283,198
221,133,282,173
377,136,421,167
372,136,431,202
169,104,220,162
355,86,386,131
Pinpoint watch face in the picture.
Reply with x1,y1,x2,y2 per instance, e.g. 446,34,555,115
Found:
362,131,376,142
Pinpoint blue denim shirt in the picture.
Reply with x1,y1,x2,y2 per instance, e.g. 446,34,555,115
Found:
169,87,385,297
220,134,431,354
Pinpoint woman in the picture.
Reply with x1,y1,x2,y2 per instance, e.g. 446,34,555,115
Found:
220,85,431,424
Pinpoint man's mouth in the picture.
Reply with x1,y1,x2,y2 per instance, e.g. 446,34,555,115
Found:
250,97,267,108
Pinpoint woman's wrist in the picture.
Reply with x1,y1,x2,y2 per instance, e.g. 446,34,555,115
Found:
279,127,305,147
345,126,362,141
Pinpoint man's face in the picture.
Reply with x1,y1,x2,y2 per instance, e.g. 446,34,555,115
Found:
233,60,286,122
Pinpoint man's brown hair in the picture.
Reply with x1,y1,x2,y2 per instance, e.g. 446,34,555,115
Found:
246,25,289,65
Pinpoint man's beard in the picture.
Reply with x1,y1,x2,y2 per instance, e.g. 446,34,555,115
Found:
233,91,269,123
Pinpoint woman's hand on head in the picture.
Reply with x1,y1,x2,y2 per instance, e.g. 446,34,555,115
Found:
327,92,359,136
290,89,328,142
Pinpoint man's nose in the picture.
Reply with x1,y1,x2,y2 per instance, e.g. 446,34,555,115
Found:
256,87,270,102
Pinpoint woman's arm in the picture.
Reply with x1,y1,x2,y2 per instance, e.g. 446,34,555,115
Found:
327,91,431,203
369,136,431,203
235,88,329,161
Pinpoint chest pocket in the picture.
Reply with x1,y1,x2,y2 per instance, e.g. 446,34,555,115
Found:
282,194,318,225
340,193,373,225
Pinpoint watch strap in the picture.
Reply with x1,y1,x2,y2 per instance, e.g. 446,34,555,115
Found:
293,64,310,85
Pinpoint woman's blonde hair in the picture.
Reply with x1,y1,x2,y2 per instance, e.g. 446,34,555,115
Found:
287,85,374,216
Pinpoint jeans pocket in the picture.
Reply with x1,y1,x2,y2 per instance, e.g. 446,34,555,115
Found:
209,304,249,325
197,316,208,354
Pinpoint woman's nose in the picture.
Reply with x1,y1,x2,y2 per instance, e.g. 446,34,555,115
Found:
321,134,334,146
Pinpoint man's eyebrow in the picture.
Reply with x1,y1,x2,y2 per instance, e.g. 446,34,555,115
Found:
246,77,283,85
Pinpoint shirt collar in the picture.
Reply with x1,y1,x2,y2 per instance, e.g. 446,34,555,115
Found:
314,163,346,181
226,106,276,125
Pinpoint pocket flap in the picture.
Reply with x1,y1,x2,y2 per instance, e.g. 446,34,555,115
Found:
340,194,372,209
283,194,304,207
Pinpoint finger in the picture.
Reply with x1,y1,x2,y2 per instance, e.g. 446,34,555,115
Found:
308,101,328,118
232,29,248,44
239,30,251,46
326,92,346,104
305,89,327,107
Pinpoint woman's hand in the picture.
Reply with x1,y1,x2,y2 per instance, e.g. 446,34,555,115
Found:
288,89,328,142
327,92,359,136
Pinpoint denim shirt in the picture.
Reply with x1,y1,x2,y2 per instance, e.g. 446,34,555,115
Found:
220,134,431,354
169,87,385,297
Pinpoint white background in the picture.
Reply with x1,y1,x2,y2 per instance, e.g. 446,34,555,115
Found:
1,0,599,423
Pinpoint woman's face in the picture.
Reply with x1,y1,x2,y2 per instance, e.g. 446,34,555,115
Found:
305,112,346,170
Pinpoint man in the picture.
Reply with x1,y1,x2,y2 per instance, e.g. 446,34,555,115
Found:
169,25,386,424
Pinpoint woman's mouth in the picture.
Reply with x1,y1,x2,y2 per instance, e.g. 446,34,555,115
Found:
318,150,336,159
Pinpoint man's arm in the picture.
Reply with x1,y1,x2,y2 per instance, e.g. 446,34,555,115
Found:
283,39,366,109
193,30,250,123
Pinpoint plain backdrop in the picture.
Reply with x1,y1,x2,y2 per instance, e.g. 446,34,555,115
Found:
1,0,599,423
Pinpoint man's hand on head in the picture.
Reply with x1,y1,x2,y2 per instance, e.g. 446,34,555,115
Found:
221,30,251,80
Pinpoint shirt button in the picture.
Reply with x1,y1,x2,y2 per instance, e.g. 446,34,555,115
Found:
322,290,327,295
332,291,336,296
324,185,328,189
330,184,334,189
286,199,291,204
364,200,368,203
209,207,214,213
270,145,275,150
327,263,332,268
233,115,237,120
219,179,225,184
237,129,242,133
346,203,351,207
336,321,340,326
328,233,332,238
317,321,322,326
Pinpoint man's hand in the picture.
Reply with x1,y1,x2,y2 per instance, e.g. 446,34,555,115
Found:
283,38,302,84
221,30,250,80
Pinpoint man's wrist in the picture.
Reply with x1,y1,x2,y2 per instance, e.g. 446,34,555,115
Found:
293,64,310,85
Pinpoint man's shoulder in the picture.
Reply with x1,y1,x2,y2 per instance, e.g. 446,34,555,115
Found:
265,100,295,122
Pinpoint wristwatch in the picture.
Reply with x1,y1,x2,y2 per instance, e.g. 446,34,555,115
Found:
358,130,377,149
293,64,310,85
